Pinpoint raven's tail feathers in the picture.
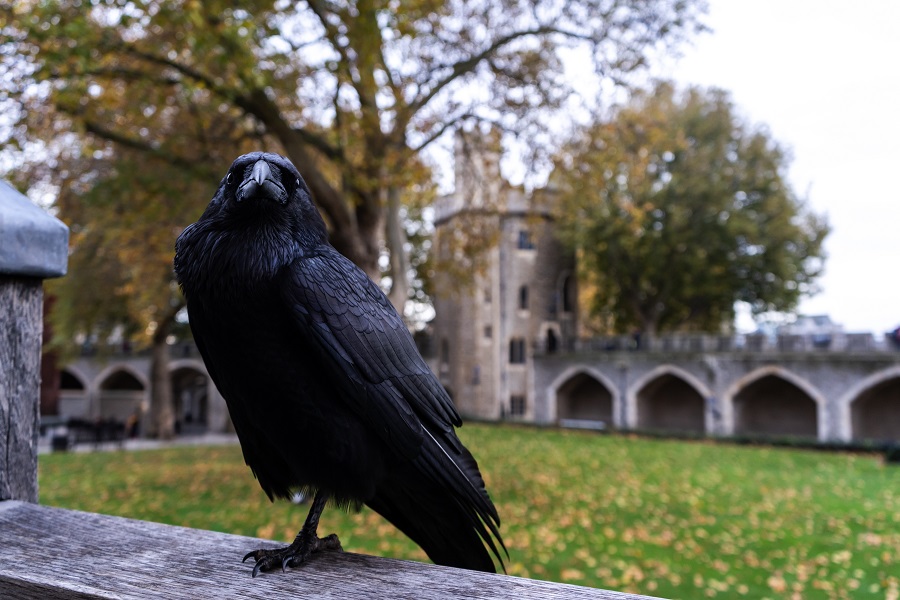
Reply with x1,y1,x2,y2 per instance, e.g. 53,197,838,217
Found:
366,430,506,573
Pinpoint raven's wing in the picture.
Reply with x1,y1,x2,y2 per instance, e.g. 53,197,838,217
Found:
279,245,462,459
280,245,504,571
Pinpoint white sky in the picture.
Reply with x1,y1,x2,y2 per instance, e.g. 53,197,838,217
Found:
654,0,900,334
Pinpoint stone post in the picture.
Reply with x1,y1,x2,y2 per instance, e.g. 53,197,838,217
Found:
0,180,69,503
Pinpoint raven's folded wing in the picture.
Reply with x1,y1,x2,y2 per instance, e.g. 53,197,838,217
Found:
279,247,462,459
281,247,504,571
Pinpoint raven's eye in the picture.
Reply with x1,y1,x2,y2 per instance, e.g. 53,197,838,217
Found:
226,172,233,184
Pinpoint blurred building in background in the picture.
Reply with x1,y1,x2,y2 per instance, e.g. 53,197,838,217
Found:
430,128,577,421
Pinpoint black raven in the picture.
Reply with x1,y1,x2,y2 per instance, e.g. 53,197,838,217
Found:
174,152,504,576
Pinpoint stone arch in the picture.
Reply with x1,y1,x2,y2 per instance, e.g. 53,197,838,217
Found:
841,365,900,442
95,363,149,391
95,364,148,422
169,360,211,435
58,366,90,418
60,367,89,390
168,358,208,374
630,365,709,434
548,366,618,428
540,322,562,354
725,366,823,439
169,359,232,434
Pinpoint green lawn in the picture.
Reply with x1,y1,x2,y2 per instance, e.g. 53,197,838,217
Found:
38,424,899,599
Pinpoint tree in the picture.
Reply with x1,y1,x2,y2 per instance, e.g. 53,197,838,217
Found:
3,0,707,290
45,147,256,438
553,81,829,335
1,1,706,434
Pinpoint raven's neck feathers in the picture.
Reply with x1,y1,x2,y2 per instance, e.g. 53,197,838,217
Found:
175,207,324,298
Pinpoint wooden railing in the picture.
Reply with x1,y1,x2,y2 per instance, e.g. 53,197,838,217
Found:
0,182,661,598
0,501,659,599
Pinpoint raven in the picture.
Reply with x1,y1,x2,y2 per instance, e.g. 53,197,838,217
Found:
174,152,504,576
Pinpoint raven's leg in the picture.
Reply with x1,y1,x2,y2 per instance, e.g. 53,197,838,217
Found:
242,490,342,577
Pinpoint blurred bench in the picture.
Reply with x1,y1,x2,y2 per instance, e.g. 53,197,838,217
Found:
66,418,128,449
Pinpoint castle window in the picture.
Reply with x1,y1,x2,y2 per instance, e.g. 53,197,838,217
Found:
518,285,529,310
546,329,559,354
472,366,480,385
508,338,526,364
484,325,492,339
517,230,535,250
562,275,574,313
510,395,526,416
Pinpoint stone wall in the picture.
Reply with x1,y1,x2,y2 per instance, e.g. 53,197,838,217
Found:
532,350,900,442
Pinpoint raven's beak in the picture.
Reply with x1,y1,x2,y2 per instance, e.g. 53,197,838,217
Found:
238,159,286,204
251,160,271,186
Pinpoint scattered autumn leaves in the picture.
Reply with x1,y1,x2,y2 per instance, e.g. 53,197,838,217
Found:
39,425,899,599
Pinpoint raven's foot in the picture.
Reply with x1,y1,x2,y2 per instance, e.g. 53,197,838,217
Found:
242,532,342,577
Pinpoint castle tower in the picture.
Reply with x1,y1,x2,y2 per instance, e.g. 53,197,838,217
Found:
431,128,577,421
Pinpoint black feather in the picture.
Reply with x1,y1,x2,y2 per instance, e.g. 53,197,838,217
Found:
174,152,505,572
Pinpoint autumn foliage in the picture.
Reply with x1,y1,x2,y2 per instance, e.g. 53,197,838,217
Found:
553,82,829,335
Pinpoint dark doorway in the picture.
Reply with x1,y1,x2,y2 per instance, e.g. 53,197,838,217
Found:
851,377,900,442
171,367,210,435
636,373,705,433
98,369,145,422
557,372,613,427
733,374,817,438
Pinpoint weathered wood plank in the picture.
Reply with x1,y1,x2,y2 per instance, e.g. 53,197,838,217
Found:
0,277,43,503
0,180,68,504
0,501,661,599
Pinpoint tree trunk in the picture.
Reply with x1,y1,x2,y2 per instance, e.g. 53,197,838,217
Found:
348,189,385,283
240,89,388,283
385,185,410,315
147,323,175,440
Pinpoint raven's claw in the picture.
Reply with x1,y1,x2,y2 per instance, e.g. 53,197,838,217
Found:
242,533,342,577
252,558,267,578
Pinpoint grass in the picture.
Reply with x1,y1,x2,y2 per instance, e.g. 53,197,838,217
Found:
38,424,900,599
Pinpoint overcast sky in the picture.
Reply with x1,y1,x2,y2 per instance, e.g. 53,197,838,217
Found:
655,0,900,334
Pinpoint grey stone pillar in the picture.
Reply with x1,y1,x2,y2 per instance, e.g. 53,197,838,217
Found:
0,180,69,503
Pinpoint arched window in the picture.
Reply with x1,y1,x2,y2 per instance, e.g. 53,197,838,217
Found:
546,329,559,354
518,285,529,310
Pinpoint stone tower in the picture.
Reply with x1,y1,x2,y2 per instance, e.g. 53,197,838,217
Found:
431,128,577,421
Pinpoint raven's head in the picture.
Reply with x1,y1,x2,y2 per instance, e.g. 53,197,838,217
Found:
203,152,328,245
225,152,303,206
176,152,328,287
